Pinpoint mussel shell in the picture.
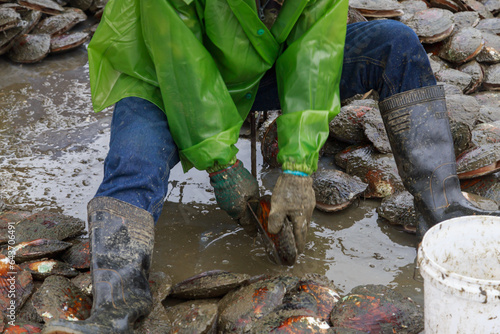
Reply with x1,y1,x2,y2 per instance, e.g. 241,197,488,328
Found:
71,271,92,296
251,310,332,334
405,8,455,44
450,120,472,157
0,7,20,32
329,105,372,145
458,60,484,94
471,121,500,146
170,269,250,299
165,299,219,333
294,279,341,320
9,211,85,244
0,254,34,314
344,150,404,199
31,9,86,36
60,238,90,269
218,277,290,333
475,17,500,36
460,171,500,204
456,143,500,178
435,68,472,92
18,0,64,15
312,169,368,212
476,32,500,63
377,191,418,233
2,238,72,262
452,11,480,30
31,274,91,321
19,259,79,280
50,30,89,53
438,27,484,64
362,108,391,153
483,62,500,89
3,320,43,333
330,285,424,334
348,0,403,18
0,210,31,244
8,33,51,63
445,94,480,128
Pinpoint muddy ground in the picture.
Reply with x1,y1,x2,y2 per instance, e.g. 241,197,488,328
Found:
0,44,423,306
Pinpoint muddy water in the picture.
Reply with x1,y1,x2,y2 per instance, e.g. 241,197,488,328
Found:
0,47,424,307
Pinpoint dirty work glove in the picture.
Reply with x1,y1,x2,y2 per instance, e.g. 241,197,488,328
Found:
209,159,259,236
268,171,315,254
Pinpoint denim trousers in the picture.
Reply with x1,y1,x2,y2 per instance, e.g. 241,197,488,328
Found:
94,20,437,222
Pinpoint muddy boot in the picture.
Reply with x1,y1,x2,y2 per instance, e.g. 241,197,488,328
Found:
379,85,500,237
42,197,155,334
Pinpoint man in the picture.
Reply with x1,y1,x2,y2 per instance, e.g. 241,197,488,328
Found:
43,0,500,332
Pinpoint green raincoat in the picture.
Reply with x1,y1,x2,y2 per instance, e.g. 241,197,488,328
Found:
88,0,348,174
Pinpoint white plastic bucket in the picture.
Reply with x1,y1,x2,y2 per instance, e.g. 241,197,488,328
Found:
417,215,500,334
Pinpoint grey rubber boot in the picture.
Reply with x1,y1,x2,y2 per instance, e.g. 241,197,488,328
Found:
42,197,155,334
379,85,500,237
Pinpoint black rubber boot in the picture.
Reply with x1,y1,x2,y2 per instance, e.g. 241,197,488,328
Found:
42,197,155,334
379,85,500,237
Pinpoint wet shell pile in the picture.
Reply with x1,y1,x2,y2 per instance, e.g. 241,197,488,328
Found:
0,0,106,63
148,270,423,334
0,208,91,332
260,2,500,234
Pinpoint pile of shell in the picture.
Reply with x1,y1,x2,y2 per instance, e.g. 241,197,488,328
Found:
0,208,90,332
0,206,424,333
0,0,106,63
260,0,500,234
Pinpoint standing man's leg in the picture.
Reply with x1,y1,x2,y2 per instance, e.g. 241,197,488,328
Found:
43,97,180,333
341,20,499,237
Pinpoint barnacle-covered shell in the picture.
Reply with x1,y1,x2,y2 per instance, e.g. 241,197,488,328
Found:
170,269,250,299
456,143,500,179
31,275,91,322
330,285,424,334
2,238,72,263
19,259,79,280
8,33,51,63
312,169,368,212
50,30,90,53
60,238,90,269
438,27,484,64
0,7,20,32
475,32,500,63
348,0,403,18
165,299,219,333
377,191,417,233
8,211,85,244
0,254,33,314
18,0,64,15
404,8,455,44
483,62,500,90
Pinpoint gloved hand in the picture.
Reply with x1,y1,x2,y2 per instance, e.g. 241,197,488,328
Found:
209,160,259,236
268,172,315,254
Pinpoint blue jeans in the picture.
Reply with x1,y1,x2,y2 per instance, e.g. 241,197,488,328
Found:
95,20,437,222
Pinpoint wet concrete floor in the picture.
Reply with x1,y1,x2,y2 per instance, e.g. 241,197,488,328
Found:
0,45,424,306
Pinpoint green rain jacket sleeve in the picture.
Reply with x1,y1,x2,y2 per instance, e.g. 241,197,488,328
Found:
275,0,348,175
88,0,278,172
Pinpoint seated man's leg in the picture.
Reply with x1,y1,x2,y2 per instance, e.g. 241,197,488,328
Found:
341,20,436,101
43,97,180,334
95,96,180,222
341,20,499,237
